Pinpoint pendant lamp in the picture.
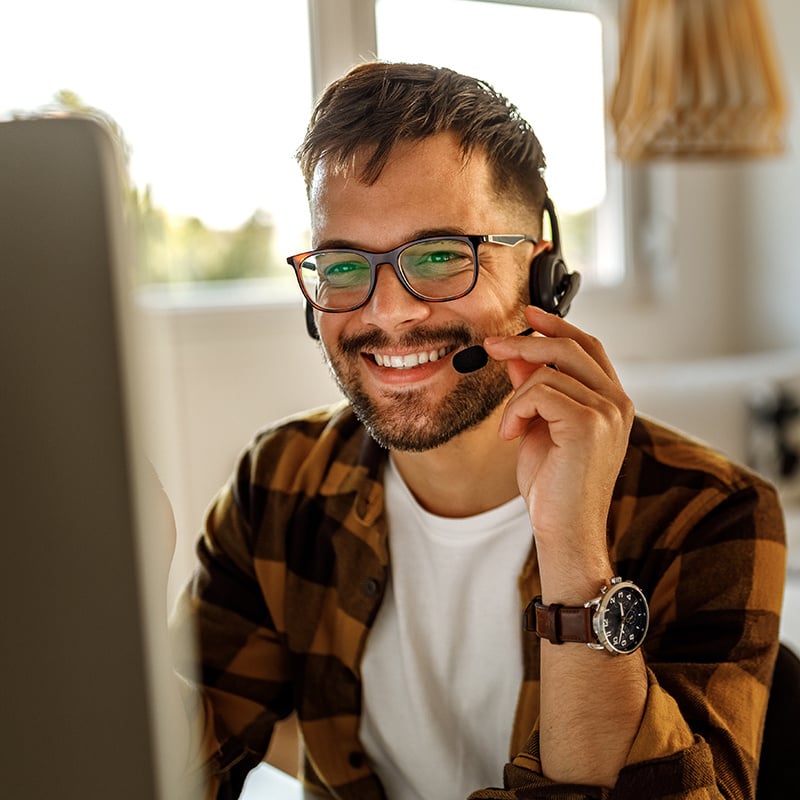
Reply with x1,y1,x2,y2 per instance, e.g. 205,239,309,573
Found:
610,0,788,160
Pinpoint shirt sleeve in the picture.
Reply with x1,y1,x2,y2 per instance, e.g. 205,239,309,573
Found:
470,473,787,800
170,462,294,799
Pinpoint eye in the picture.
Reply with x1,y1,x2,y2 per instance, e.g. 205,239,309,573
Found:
325,260,365,275
421,249,460,263
318,256,370,287
403,240,474,278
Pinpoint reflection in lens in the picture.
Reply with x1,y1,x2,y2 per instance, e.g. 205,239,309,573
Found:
302,252,372,310
400,239,476,300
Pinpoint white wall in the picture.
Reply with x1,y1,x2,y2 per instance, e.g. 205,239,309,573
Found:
577,0,800,360
137,293,341,606
580,156,800,362
573,164,746,361
147,0,800,609
739,0,800,350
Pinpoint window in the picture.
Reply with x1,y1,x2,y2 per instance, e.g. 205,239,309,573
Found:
375,0,625,287
1,1,314,288
2,0,623,292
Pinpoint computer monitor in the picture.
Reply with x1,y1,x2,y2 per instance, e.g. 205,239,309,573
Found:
0,116,198,799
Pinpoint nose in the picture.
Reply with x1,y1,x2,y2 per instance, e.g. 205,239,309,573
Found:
360,261,432,331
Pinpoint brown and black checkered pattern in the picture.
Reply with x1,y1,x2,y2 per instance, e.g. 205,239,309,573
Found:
173,402,786,799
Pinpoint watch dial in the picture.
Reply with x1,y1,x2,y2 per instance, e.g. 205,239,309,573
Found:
602,585,649,654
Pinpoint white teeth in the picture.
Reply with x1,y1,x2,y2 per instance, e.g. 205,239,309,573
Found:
373,347,449,369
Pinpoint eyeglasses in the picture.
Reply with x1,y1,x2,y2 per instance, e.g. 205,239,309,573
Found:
286,234,536,313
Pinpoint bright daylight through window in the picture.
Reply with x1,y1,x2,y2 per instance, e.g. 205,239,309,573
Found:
376,0,624,287
2,1,622,291
1,1,313,290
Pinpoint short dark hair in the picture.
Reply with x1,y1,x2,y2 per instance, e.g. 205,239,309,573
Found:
296,61,548,224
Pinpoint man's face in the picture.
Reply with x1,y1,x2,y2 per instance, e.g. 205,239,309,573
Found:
309,132,534,452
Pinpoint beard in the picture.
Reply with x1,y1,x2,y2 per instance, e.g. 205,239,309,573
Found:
321,321,515,452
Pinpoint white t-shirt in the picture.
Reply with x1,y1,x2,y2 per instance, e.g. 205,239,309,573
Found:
359,457,533,800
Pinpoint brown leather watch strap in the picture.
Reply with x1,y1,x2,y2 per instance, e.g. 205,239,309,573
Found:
524,596,596,644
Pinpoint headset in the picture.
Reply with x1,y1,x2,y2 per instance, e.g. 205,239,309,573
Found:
530,196,581,318
304,196,580,340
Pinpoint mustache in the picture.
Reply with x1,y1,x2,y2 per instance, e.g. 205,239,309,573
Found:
338,322,475,356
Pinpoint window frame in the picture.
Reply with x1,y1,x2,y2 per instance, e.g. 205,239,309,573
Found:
307,0,642,301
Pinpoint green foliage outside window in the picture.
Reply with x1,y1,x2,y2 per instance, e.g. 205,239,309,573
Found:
130,186,283,285
44,90,289,286
25,91,591,290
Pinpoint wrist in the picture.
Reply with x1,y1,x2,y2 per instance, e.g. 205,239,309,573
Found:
534,536,613,606
526,577,650,655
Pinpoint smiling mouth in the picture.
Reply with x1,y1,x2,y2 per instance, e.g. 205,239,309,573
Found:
371,346,454,370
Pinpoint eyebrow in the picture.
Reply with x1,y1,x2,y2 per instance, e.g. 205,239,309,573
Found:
315,228,470,251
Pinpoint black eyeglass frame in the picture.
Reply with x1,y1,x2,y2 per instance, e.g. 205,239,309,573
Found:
286,234,537,313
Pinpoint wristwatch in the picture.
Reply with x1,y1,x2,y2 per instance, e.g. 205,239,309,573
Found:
524,577,649,655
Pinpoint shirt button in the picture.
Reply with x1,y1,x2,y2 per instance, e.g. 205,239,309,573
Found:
348,751,365,769
362,578,380,596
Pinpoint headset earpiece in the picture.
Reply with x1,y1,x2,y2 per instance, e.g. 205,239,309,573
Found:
529,197,581,317
305,300,320,340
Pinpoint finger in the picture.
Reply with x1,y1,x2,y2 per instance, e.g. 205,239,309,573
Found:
497,381,564,441
499,369,617,441
485,332,613,395
520,305,622,383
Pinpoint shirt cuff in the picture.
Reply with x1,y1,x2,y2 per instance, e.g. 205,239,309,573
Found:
623,666,696,765
495,668,716,799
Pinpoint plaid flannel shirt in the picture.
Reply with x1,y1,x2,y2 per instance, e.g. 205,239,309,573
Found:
173,401,786,799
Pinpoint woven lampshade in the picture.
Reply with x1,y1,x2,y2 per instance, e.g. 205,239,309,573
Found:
610,0,788,160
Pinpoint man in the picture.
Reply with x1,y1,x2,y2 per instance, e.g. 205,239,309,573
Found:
174,62,786,799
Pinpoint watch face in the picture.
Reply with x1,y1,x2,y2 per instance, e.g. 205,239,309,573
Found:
595,581,649,654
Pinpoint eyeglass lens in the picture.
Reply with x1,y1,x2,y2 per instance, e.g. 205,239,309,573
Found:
298,238,476,310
